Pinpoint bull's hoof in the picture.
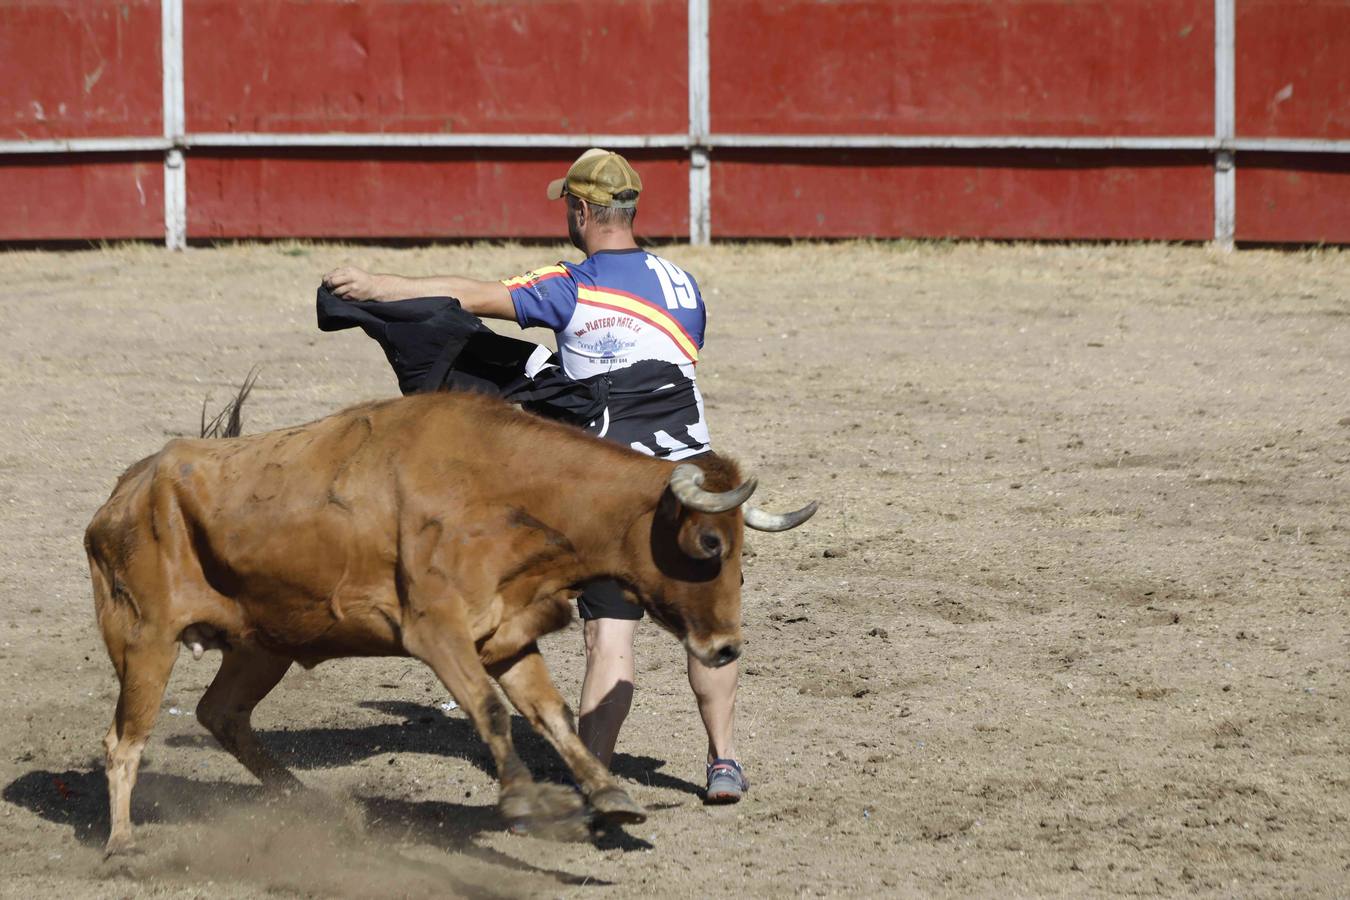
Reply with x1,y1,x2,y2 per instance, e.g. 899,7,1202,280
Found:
258,772,306,794
500,782,591,842
102,832,140,859
587,786,647,827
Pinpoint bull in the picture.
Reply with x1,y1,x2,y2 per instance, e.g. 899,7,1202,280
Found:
84,389,816,855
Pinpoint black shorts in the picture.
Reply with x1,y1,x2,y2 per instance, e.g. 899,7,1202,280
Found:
577,451,716,623
577,578,644,621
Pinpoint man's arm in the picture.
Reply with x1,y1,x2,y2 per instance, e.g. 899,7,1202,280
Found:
323,266,515,320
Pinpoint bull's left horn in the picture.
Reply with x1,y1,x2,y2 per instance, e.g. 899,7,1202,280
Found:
744,501,819,532
669,463,757,513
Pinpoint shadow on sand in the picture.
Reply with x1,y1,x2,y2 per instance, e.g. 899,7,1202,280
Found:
164,699,704,798
1,700,698,883
3,766,622,891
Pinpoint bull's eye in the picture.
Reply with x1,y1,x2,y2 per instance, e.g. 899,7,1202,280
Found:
699,531,723,558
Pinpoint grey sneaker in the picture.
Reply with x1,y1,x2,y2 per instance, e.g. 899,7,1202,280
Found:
705,758,748,804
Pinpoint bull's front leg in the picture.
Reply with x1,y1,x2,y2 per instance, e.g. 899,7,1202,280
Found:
490,644,646,827
401,604,589,839
477,590,575,667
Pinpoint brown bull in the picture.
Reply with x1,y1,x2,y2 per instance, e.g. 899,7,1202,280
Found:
84,390,815,855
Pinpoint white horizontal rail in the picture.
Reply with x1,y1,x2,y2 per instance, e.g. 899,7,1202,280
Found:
712,134,1350,153
5,133,1347,155
184,132,692,149
708,134,1220,151
1232,137,1350,153
0,137,172,154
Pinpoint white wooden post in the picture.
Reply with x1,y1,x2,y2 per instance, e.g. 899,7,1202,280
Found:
1214,0,1236,251
688,0,711,244
162,0,186,249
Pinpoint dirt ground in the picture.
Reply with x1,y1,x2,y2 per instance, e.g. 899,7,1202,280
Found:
0,240,1346,898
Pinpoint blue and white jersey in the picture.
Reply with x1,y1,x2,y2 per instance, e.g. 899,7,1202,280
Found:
504,249,704,380
502,248,711,459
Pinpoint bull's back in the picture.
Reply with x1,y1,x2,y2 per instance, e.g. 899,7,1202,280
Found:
87,391,624,570
86,391,648,653
169,395,528,654
85,402,397,607
168,405,405,599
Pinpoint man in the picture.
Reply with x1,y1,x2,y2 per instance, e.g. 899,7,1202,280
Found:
323,149,748,802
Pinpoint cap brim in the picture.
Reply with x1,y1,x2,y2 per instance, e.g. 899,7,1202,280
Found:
546,177,567,200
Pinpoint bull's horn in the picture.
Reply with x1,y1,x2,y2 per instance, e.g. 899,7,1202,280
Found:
669,463,758,513
744,501,819,532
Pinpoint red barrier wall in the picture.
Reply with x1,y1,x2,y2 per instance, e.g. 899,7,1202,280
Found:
1237,154,1350,243
1233,0,1350,242
0,1,163,240
711,150,1213,241
710,0,1214,136
184,0,688,134
0,154,164,240
1236,0,1350,139
1,0,1345,243
0,0,161,140
176,0,690,238
186,150,691,239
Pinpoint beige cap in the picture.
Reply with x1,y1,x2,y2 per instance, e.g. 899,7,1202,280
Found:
546,148,642,208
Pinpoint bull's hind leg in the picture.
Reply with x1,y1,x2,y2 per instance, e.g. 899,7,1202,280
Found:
491,645,646,826
401,609,587,837
104,640,179,857
195,647,300,788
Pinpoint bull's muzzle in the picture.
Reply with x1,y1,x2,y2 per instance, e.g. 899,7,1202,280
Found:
712,642,742,667
687,637,742,668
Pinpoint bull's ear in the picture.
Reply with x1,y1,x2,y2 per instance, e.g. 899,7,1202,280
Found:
678,518,725,560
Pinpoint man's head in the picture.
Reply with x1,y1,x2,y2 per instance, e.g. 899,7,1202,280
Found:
547,149,641,252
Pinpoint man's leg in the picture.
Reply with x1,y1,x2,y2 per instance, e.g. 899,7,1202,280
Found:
688,651,749,802
687,651,738,763
578,617,639,767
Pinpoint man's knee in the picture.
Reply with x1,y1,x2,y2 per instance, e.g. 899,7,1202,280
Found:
583,618,638,662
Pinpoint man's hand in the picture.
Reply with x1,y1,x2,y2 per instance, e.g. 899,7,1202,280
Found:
324,266,391,301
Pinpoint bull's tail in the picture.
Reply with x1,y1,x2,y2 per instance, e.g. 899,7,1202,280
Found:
200,368,259,439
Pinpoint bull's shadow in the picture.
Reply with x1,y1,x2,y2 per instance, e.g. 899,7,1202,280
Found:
2,766,630,883
3,695,691,868
162,699,703,797
3,766,262,848
4,693,692,872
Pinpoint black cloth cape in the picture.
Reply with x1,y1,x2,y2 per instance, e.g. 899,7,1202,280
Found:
315,285,705,455
315,285,606,425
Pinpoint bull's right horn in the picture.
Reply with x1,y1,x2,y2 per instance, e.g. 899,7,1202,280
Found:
669,463,758,514
744,501,819,532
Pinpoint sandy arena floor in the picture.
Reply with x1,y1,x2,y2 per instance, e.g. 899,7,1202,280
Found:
0,241,1346,898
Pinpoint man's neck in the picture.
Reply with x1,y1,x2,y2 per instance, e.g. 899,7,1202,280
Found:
583,229,640,255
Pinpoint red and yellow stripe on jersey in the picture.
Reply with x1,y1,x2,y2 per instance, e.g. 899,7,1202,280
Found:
500,265,568,289
576,285,700,363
